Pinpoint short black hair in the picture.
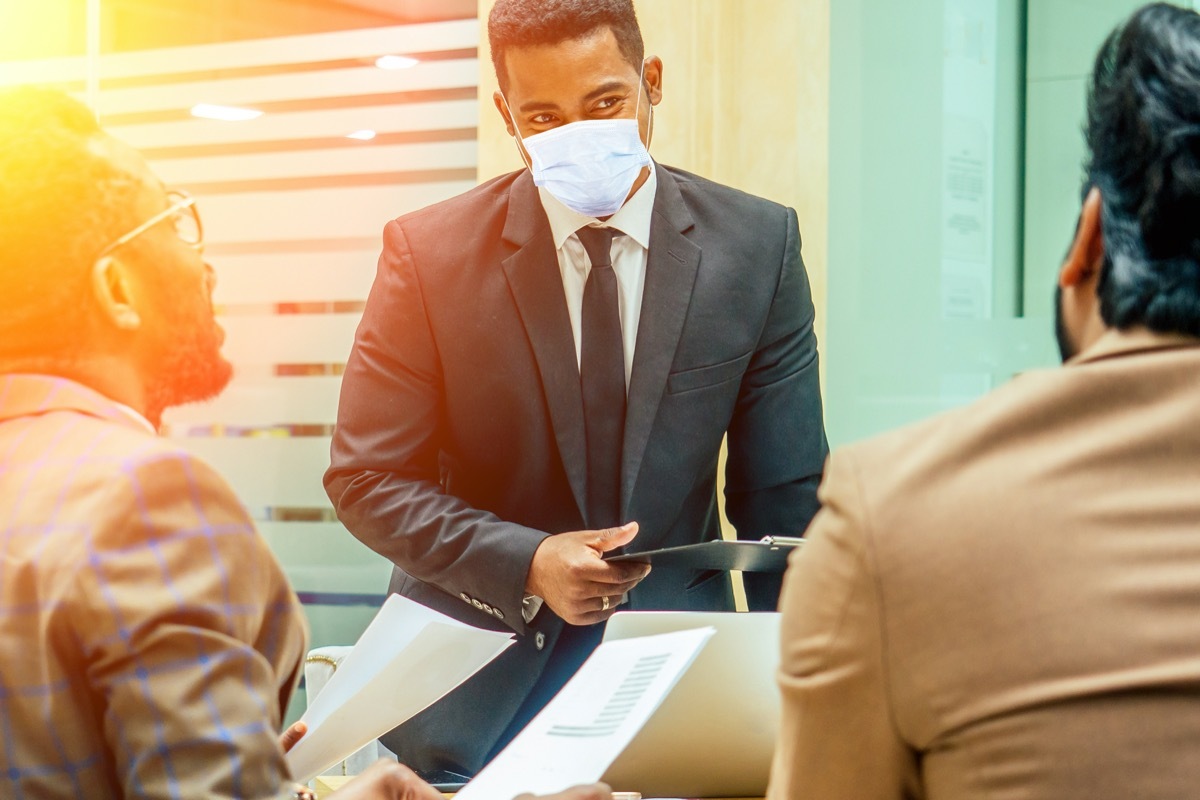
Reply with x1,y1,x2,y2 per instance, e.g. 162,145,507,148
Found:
488,0,645,93
0,87,141,363
1085,2,1200,336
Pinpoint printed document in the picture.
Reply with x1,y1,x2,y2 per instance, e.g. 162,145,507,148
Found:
454,627,714,800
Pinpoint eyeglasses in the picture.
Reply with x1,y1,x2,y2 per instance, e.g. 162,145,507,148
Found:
94,190,203,262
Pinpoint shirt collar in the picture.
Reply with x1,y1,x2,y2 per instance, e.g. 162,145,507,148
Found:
1070,325,1200,367
110,399,158,435
538,161,657,251
0,373,157,435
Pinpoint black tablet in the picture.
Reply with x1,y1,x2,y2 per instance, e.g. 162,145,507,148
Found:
603,537,803,573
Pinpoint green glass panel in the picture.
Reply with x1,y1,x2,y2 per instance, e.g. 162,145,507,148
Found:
825,0,1162,447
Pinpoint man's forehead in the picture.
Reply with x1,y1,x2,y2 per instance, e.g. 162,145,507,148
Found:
503,26,638,101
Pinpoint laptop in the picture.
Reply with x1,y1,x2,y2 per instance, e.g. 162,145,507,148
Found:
600,610,782,798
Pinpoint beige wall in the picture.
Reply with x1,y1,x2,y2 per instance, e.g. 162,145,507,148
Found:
476,0,830,348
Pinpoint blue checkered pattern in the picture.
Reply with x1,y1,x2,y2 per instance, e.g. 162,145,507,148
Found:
0,374,309,799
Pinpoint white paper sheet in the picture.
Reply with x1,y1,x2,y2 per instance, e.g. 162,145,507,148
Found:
454,627,714,800
286,593,515,782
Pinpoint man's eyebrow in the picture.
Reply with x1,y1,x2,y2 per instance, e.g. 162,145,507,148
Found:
583,80,631,103
517,100,562,113
516,80,633,113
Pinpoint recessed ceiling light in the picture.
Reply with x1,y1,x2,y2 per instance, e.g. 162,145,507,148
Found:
375,55,419,70
346,129,377,141
190,103,263,122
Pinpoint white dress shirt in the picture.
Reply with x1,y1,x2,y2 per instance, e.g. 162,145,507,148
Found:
537,163,658,388
522,164,658,623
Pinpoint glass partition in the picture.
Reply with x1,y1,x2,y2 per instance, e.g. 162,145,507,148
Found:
825,0,1197,446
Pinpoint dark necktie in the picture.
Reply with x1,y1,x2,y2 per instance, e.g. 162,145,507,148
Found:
576,226,625,530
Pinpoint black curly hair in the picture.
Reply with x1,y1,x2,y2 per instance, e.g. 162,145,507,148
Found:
0,87,142,362
1085,2,1200,335
487,0,645,93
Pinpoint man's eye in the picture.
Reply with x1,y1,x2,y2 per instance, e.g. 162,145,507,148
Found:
531,114,556,125
596,97,619,110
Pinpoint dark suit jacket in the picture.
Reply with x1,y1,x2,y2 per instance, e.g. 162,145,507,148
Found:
325,164,827,774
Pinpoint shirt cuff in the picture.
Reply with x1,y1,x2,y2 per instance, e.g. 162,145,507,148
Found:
522,594,544,624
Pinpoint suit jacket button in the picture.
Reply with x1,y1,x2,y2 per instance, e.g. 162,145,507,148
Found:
494,608,505,620
460,593,471,604
482,603,494,615
472,599,483,609
535,632,546,650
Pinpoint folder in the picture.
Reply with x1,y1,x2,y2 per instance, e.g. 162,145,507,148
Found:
604,536,804,573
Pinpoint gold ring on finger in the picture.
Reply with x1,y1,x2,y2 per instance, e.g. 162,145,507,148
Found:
601,595,610,612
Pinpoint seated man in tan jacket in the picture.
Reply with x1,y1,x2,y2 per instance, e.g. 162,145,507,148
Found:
769,3,1200,799
0,86,606,800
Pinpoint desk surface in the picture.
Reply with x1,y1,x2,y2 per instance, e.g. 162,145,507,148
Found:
312,774,764,800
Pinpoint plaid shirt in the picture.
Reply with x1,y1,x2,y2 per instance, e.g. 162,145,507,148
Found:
0,374,308,799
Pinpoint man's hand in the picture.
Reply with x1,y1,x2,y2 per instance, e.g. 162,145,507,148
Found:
279,720,307,754
328,759,444,799
513,783,612,800
526,522,650,625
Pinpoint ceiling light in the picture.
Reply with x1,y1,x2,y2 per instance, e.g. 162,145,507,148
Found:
375,55,419,70
190,103,263,122
346,130,377,141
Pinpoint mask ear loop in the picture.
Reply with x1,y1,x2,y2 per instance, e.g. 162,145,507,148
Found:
500,92,535,172
634,59,644,121
635,59,652,153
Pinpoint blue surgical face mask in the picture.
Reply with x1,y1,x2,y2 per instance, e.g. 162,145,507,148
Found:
503,64,652,218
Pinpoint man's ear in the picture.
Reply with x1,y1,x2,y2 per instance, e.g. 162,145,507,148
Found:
1059,186,1105,289
643,56,664,105
91,255,142,332
493,90,517,137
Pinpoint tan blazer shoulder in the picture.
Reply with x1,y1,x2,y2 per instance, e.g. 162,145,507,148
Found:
770,329,1200,800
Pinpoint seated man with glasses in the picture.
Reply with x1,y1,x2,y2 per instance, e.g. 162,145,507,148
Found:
0,87,609,800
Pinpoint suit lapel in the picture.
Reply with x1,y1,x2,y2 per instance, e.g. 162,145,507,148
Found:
499,172,589,521
622,167,700,516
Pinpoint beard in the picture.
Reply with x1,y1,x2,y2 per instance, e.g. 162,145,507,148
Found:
141,280,233,427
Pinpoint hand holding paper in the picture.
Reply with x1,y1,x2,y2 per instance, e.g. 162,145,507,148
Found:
286,594,515,783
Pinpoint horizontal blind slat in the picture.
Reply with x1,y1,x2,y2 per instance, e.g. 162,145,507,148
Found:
199,181,475,242
211,250,380,305
94,59,479,116
152,140,477,185
111,100,478,150
163,375,344,427
217,314,362,364
0,20,479,85
176,437,335,508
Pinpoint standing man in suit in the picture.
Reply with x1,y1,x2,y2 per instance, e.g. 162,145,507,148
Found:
0,87,607,800
326,0,828,778
769,4,1200,798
